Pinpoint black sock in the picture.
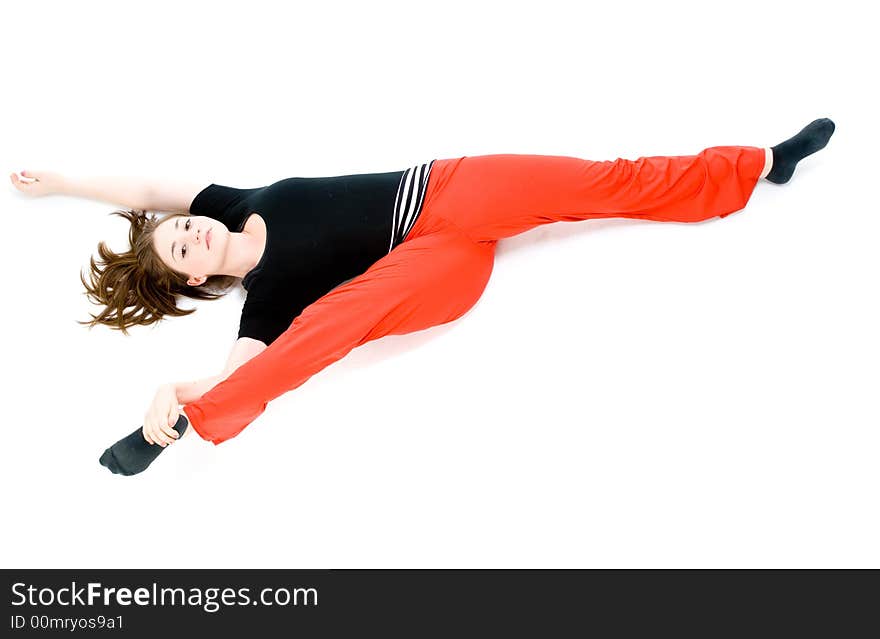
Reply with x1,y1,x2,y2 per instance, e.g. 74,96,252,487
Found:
99,414,189,476
765,118,836,184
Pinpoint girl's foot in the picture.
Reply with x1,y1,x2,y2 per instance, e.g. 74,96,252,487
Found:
99,413,189,476
764,118,836,184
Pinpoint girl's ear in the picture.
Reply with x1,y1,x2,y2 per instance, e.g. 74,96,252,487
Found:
187,275,207,287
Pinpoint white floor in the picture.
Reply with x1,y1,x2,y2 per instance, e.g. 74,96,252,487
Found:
1,0,876,568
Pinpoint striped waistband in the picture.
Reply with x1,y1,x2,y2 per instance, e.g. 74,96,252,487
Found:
389,159,436,251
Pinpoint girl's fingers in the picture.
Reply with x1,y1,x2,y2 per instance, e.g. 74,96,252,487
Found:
148,423,169,446
144,411,165,444
10,172,42,194
160,423,178,442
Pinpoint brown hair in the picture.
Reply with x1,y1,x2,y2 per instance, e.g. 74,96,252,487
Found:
78,209,238,334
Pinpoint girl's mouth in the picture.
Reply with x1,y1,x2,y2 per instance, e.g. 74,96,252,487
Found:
206,229,212,250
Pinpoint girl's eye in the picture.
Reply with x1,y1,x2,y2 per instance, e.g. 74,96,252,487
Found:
181,219,191,258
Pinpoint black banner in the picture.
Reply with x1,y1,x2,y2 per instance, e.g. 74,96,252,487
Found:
1,569,875,636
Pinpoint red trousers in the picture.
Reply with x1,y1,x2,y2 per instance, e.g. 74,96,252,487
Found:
185,145,767,444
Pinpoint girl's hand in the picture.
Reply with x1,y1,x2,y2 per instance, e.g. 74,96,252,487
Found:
143,384,181,447
9,169,63,197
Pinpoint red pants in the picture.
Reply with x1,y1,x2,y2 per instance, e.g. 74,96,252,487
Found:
185,145,767,444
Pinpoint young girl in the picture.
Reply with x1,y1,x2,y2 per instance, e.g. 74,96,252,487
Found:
10,118,835,476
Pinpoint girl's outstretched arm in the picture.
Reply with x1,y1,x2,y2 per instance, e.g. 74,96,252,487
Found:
10,169,204,212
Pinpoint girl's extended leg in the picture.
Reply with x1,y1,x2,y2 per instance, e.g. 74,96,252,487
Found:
422,145,769,243
183,222,496,445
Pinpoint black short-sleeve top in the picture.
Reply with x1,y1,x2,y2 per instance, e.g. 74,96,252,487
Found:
188,161,436,346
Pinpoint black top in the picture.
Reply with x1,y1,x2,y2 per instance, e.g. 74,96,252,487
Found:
188,161,436,346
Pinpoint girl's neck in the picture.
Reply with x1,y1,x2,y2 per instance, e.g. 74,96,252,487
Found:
221,229,266,279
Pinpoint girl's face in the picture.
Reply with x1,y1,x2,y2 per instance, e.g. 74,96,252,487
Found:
153,215,228,286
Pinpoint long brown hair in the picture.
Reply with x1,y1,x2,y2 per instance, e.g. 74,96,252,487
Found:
78,209,238,334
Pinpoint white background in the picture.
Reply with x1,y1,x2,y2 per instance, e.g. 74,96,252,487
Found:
1,0,876,568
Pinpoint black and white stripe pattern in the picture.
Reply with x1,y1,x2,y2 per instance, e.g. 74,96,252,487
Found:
389,160,436,251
